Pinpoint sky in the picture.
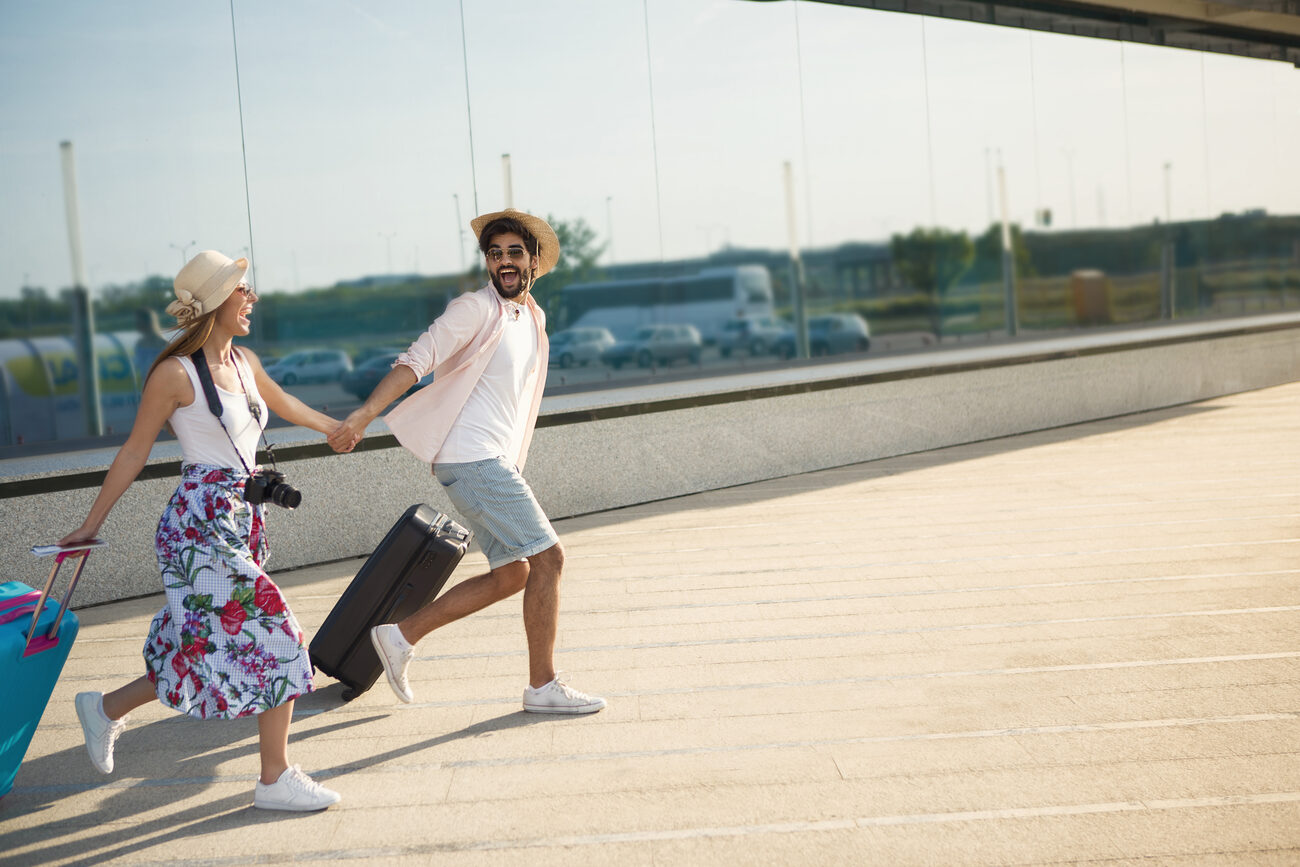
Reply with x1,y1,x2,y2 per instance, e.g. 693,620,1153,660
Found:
2,0,1298,300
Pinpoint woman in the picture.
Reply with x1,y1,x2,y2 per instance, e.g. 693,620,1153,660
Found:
58,250,355,812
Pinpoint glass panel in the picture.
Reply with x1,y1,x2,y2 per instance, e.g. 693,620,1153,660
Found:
229,0,476,402
3,0,1297,457
626,0,800,367
1196,53,1300,317
459,0,659,382
1,3,247,450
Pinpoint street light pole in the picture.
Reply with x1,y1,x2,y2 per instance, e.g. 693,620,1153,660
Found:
501,154,513,209
1063,147,1077,229
61,140,104,436
453,194,467,274
606,195,615,265
997,157,1018,337
169,240,196,268
378,232,396,275
1161,161,1175,319
1170,161,1180,223
783,160,809,359
984,146,994,227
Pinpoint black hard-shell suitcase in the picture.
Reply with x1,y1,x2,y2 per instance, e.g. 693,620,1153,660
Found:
310,504,471,700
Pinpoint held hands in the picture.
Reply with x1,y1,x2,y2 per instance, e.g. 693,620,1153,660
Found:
327,412,367,454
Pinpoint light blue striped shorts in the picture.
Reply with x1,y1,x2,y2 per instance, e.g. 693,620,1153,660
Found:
433,457,559,570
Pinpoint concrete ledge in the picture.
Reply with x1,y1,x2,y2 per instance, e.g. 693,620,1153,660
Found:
3,314,1297,607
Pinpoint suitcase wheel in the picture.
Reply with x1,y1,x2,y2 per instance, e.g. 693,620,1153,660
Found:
341,687,359,702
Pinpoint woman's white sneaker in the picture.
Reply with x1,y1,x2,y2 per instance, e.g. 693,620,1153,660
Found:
253,765,341,812
523,676,606,714
74,691,127,774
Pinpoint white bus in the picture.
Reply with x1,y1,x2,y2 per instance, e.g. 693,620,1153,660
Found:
558,265,775,342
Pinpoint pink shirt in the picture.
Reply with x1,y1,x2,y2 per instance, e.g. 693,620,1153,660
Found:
384,284,549,469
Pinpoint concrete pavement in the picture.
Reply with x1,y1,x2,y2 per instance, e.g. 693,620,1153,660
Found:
3,381,1299,865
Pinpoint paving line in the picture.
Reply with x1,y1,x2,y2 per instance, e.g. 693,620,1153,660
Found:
15,711,1300,795
394,711,1300,772
41,651,1300,732
574,511,1300,545
278,566,1300,618
579,492,1300,536
279,569,1294,610
657,537,1300,582
561,536,1300,585
80,567,1300,637
89,791,1300,864
400,604,1300,662
69,601,1300,660
572,568,1300,617
585,651,1300,700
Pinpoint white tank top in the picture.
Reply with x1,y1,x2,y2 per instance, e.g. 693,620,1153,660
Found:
169,351,268,470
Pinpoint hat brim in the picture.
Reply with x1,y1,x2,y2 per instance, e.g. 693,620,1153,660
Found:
470,209,560,278
199,257,249,315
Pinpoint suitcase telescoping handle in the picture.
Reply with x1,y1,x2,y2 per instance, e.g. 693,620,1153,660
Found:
19,548,90,657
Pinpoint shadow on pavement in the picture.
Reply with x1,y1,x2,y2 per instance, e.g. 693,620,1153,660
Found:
0,710,380,864
557,400,1224,531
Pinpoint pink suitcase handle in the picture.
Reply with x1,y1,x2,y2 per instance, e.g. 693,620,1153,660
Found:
0,591,41,621
21,548,89,657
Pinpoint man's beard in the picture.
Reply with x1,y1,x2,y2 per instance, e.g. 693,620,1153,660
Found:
491,268,531,299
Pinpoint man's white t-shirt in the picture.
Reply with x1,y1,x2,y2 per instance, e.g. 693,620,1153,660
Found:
437,302,538,463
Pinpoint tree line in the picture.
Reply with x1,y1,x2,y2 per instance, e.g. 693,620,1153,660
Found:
4,211,1295,342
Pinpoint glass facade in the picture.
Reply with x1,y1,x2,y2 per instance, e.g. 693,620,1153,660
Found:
2,0,1298,453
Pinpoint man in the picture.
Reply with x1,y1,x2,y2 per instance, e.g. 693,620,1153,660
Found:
328,209,604,714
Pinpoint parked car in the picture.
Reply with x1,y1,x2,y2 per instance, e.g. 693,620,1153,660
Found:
601,324,703,369
341,352,432,400
549,327,615,368
716,315,788,357
264,349,353,385
775,313,871,359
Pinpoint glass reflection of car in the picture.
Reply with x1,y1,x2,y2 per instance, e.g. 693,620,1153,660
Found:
716,315,788,357
775,314,871,359
342,352,432,400
600,324,703,369
264,349,354,385
548,327,615,369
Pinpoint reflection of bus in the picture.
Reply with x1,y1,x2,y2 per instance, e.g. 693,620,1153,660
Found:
558,265,775,342
0,333,143,446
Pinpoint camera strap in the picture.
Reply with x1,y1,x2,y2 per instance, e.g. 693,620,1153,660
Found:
190,347,276,477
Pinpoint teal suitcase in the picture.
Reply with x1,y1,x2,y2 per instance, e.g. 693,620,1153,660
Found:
0,549,89,797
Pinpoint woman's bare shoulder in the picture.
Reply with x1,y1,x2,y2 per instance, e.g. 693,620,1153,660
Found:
146,356,194,404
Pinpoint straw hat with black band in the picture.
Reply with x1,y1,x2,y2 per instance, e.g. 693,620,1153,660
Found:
167,250,249,325
470,209,561,279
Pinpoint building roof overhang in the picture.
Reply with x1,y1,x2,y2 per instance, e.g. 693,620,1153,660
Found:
746,0,1300,65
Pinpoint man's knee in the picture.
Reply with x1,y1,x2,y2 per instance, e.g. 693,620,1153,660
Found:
528,541,564,576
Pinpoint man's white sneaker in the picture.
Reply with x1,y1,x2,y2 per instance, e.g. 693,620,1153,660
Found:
523,676,606,714
370,623,415,703
74,691,127,774
253,765,341,812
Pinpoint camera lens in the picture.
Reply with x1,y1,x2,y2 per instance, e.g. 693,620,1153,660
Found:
269,482,302,510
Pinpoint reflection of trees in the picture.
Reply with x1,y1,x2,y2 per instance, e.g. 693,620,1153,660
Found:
1,276,175,337
3,212,1295,343
968,223,1035,285
890,228,973,336
535,215,606,323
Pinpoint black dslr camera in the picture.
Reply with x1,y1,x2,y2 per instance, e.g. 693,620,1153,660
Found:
244,469,302,510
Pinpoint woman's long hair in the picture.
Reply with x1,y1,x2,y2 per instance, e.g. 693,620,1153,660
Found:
144,312,219,386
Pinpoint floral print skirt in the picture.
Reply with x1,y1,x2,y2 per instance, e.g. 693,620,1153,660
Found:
143,464,314,720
